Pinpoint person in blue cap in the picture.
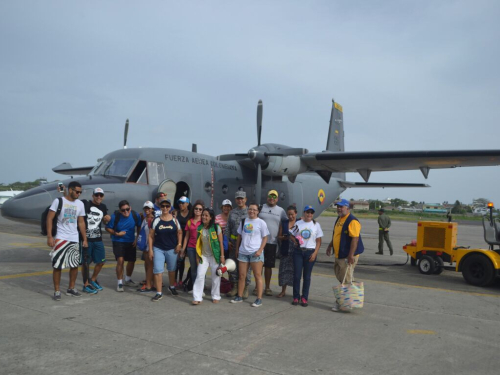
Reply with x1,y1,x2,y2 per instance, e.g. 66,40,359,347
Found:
290,205,323,307
326,198,364,312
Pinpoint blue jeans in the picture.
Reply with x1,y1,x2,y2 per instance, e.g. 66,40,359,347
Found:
293,249,316,300
186,247,198,285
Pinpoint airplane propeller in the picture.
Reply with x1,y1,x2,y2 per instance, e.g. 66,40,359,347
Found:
217,101,308,203
124,119,129,149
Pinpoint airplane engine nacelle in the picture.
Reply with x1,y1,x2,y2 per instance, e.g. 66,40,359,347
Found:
262,156,307,177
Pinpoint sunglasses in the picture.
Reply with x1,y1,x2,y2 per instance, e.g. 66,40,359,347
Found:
120,207,131,212
94,193,104,197
143,207,152,210
305,210,314,214
72,189,83,195
268,195,277,199
194,207,203,211
161,205,171,209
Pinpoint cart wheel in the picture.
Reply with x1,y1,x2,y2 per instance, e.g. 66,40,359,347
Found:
410,257,417,266
433,257,444,275
418,255,435,275
462,254,495,286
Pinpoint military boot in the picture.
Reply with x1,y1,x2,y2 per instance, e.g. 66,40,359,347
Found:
242,286,249,299
226,283,238,297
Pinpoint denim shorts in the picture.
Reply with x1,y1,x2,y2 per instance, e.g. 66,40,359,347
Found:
238,252,264,263
153,247,178,274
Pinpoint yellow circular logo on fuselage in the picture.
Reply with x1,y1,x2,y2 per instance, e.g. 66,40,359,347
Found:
318,189,325,205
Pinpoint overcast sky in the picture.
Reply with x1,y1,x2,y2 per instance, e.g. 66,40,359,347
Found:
1,0,499,205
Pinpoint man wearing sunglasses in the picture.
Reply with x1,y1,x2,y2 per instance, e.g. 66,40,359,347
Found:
258,189,287,296
106,200,142,292
153,192,169,217
80,188,111,294
46,181,87,301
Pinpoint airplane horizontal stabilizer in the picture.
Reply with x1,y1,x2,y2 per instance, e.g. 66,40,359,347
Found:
339,181,430,188
52,163,94,176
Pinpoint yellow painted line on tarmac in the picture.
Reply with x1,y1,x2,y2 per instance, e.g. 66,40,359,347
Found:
0,231,45,239
0,261,145,280
407,330,436,335
311,271,500,299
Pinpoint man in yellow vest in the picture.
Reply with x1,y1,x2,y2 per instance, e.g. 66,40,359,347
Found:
326,199,364,312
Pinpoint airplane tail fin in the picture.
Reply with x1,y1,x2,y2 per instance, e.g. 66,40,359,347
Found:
325,99,344,152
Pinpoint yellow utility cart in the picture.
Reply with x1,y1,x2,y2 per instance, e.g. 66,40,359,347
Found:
403,204,500,286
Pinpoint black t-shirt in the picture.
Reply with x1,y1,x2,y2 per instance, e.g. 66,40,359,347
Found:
177,212,190,242
83,200,108,242
153,219,180,251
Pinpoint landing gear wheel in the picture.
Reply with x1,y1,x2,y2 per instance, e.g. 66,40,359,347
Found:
433,257,444,275
462,254,495,286
418,255,436,275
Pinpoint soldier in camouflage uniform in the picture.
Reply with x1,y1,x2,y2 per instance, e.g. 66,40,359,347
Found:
225,190,251,298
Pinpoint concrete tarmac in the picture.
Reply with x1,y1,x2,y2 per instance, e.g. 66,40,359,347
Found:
1,213,499,375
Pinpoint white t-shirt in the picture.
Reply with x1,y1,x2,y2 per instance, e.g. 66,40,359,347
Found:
237,218,270,255
50,197,85,242
291,220,323,249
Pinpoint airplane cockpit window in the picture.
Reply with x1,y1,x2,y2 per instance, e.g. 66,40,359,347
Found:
147,162,165,186
104,159,135,177
90,160,111,176
89,161,103,175
128,161,148,184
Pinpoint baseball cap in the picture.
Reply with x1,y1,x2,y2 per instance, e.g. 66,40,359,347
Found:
268,189,278,197
143,201,154,209
159,197,172,205
335,198,350,207
178,196,190,204
93,187,104,195
221,199,232,207
304,205,315,213
378,208,385,212
156,192,166,199
235,191,246,198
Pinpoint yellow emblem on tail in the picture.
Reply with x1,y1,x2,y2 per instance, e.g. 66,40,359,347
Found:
318,189,325,205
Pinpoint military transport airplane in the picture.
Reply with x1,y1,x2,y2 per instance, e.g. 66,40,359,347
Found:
2,100,500,224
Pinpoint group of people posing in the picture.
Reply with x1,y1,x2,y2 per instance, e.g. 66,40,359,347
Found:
47,182,364,311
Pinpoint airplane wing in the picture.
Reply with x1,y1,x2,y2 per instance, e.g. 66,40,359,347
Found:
52,163,94,176
301,149,500,181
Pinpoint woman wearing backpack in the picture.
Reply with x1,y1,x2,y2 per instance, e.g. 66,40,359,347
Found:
192,208,225,304
148,198,182,302
181,202,204,292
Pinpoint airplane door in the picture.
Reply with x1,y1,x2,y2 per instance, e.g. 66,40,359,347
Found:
158,179,177,203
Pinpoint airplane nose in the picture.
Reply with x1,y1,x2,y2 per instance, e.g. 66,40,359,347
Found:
1,188,54,224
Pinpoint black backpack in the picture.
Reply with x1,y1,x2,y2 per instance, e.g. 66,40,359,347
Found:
112,209,141,233
41,197,63,236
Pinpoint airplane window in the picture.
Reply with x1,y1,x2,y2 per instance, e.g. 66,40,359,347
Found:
148,162,159,185
147,162,165,185
105,159,135,177
89,161,103,175
128,161,148,183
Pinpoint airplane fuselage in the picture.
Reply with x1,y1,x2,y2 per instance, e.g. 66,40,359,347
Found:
1,147,345,224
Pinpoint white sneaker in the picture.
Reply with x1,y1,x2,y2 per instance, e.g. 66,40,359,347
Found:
332,301,340,312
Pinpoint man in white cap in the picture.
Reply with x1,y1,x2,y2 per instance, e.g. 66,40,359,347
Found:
80,187,111,293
